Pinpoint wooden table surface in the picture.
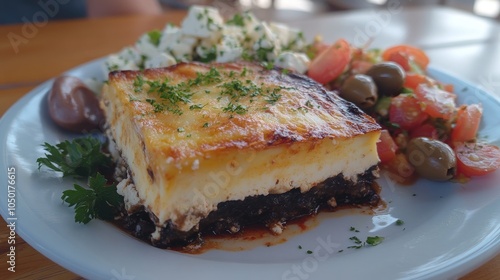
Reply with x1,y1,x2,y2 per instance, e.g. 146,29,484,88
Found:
0,6,499,280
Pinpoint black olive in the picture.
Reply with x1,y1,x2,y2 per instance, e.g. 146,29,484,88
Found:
406,137,457,181
339,74,378,109
48,76,104,133
365,62,405,97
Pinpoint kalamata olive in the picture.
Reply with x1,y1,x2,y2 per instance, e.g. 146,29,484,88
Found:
339,74,378,109
48,76,104,133
406,137,456,181
365,62,405,97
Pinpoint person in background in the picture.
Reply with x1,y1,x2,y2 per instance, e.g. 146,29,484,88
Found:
1,0,162,25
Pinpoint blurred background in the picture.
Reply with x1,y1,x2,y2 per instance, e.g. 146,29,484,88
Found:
162,0,500,21
2,0,499,24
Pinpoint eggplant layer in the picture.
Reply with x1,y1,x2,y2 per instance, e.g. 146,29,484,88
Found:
120,165,380,249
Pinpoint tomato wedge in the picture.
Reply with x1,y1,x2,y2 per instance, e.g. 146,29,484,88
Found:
455,142,500,177
451,104,483,143
385,51,411,71
307,39,352,84
410,123,438,139
404,73,433,91
415,84,456,120
382,45,430,71
377,130,398,164
389,94,428,130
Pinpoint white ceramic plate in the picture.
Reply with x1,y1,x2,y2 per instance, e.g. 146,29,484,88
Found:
1,59,500,280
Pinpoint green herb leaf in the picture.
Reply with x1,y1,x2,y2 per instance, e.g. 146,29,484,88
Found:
147,30,162,47
223,102,248,115
395,219,404,226
36,137,111,178
133,75,145,93
349,236,362,244
61,173,123,224
226,13,245,26
365,236,384,246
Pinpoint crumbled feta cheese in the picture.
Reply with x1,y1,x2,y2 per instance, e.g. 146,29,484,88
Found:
253,22,281,61
144,52,176,69
82,78,104,94
117,47,142,65
196,44,216,62
135,33,159,58
274,51,310,74
158,24,198,62
286,28,306,52
104,54,139,71
237,11,261,48
181,6,223,38
221,25,245,43
269,23,306,52
216,35,243,63
158,24,181,52
103,6,310,73
269,22,292,49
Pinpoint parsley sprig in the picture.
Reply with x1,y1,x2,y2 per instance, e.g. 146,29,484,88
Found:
62,173,123,224
37,137,123,224
37,137,111,178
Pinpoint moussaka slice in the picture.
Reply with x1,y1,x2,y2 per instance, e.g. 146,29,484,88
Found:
100,62,381,248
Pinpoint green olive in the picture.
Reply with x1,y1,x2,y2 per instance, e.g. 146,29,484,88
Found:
365,62,405,97
406,137,456,181
339,74,378,109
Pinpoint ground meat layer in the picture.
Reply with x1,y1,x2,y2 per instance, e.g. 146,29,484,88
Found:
120,166,380,249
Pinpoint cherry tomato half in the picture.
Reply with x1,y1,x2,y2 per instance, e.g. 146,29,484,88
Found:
415,84,456,120
377,130,398,164
404,73,434,91
382,45,430,71
455,142,500,177
451,104,483,143
307,39,352,84
410,123,439,139
389,94,428,130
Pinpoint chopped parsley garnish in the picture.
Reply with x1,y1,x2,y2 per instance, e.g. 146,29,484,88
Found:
223,102,248,115
198,46,217,63
298,245,302,249
347,235,385,249
305,100,314,108
129,95,140,102
202,122,209,128
37,137,111,178
365,236,384,246
241,67,248,77
264,87,282,105
349,236,362,244
61,173,123,224
147,30,162,47
145,98,166,113
219,79,262,101
396,219,405,226
189,104,205,110
132,66,283,117
306,250,313,254
226,13,245,26
349,226,360,233
133,75,145,92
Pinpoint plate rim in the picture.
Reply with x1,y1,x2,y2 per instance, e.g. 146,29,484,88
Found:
1,58,500,280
